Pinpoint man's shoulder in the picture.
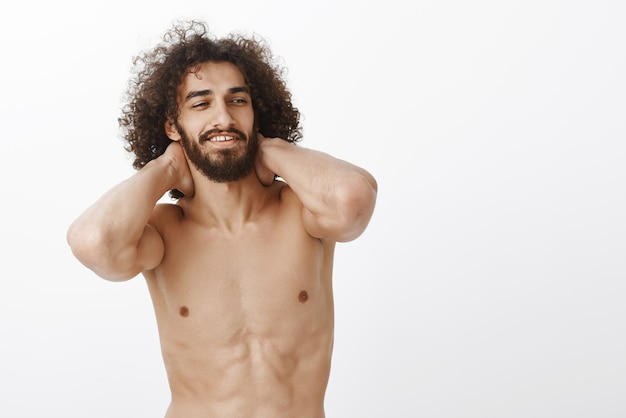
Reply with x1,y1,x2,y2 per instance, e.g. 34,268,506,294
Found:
149,202,183,229
274,180,299,205
272,182,332,246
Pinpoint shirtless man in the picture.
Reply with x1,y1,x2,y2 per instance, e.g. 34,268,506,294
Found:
67,21,377,418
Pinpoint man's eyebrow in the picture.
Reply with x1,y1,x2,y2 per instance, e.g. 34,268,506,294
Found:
185,89,212,102
228,86,250,95
184,86,250,103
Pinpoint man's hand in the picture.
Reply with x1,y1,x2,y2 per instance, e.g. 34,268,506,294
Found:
162,141,195,197
254,133,277,186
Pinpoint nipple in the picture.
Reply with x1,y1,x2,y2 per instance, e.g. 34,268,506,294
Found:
298,290,309,303
179,306,190,317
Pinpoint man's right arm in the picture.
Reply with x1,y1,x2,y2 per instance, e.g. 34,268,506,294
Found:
66,142,193,282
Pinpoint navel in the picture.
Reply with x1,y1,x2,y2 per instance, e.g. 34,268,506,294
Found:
179,306,190,317
298,290,309,303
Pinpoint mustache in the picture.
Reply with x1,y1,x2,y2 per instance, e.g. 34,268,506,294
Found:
199,128,248,143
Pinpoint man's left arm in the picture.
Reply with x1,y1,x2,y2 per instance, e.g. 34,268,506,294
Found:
256,134,378,242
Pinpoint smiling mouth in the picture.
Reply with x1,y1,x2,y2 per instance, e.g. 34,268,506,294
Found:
209,135,237,142
198,128,248,145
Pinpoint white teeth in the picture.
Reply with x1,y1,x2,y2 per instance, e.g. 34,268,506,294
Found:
211,135,235,142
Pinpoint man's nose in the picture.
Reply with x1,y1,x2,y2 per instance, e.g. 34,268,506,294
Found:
212,101,235,129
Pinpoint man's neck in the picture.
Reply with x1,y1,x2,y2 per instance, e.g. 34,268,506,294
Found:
178,169,270,230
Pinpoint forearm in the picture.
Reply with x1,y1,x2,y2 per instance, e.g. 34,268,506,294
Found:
67,157,176,279
261,138,377,241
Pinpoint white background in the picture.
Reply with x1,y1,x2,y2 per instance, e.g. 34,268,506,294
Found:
1,1,625,417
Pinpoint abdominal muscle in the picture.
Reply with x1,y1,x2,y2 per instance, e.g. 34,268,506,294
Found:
161,319,333,418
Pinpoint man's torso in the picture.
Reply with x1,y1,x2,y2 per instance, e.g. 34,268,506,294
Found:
143,184,335,417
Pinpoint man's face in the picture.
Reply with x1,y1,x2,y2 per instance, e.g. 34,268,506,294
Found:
173,61,257,183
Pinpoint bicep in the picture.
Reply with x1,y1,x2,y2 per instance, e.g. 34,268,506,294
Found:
135,223,165,272
86,224,164,282
280,181,376,243
302,205,367,243
301,182,377,243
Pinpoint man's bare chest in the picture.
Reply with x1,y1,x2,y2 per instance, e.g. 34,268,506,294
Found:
145,220,332,330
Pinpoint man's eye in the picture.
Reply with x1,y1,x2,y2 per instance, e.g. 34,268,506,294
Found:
232,98,247,104
192,101,209,108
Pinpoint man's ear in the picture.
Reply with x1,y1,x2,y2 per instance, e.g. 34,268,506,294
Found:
165,119,181,141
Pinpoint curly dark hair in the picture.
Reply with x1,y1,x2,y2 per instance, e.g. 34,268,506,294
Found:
118,20,302,197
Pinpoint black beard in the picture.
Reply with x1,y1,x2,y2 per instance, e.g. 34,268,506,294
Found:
177,125,257,183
